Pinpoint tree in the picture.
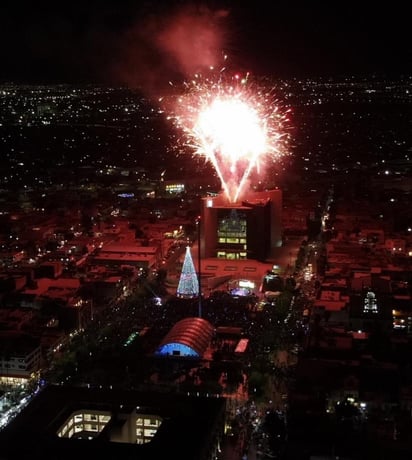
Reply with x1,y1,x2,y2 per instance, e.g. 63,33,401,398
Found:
176,246,199,298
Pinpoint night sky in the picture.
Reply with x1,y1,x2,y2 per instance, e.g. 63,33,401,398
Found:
1,1,411,86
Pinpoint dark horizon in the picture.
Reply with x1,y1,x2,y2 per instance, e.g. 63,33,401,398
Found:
1,1,411,87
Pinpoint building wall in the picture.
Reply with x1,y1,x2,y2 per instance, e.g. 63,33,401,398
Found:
57,408,162,445
201,188,283,260
0,340,42,385
249,188,283,249
245,201,271,261
202,202,218,259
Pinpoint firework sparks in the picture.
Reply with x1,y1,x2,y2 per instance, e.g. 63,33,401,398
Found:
167,68,290,203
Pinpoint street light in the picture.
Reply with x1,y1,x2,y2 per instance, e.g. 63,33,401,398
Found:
196,216,202,318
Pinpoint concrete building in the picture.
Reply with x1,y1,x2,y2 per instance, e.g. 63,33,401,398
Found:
200,188,282,262
0,384,227,460
90,243,160,270
0,332,42,386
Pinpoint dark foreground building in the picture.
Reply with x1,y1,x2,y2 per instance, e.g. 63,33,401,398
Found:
0,384,226,460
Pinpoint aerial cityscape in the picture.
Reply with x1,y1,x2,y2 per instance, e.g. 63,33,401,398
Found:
0,2,411,459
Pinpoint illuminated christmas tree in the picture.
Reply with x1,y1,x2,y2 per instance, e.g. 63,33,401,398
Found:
177,246,199,298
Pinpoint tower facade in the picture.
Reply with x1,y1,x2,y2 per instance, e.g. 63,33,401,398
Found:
201,188,282,262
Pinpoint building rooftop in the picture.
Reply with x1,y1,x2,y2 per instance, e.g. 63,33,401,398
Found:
0,384,226,460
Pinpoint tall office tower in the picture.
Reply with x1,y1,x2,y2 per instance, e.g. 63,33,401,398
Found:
200,188,282,262
176,246,199,298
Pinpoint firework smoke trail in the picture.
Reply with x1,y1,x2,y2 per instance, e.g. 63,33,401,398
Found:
194,126,232,200
169,67,290,202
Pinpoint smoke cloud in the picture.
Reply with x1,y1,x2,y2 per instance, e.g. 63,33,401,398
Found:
111,4,229,95
155,6,228,76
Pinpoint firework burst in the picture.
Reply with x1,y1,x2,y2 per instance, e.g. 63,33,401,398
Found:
165,67,290,202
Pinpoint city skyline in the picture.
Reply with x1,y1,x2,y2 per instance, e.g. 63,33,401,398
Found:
1,3,412,459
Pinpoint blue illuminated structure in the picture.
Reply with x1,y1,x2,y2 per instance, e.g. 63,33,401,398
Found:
155,317,214,358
